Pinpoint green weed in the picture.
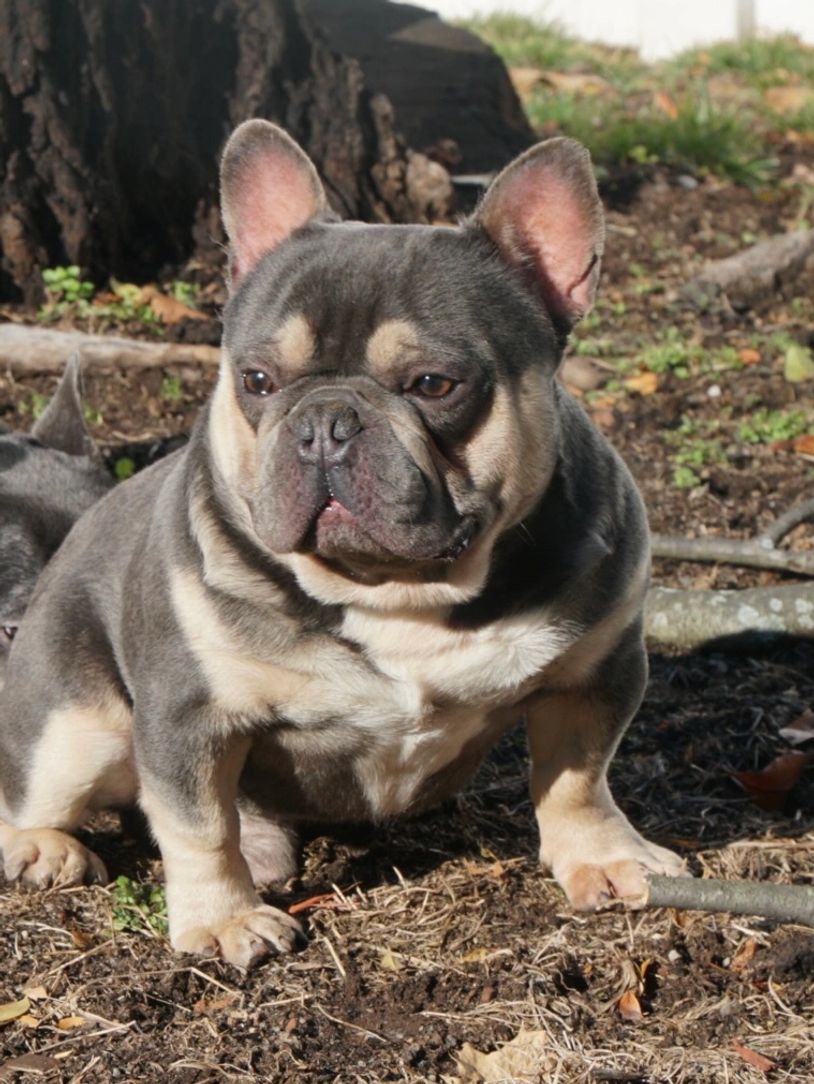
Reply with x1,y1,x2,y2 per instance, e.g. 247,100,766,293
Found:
169,279,200,307
39,266,95,319
111,875,168,937
160,375,184,403
736,408,812,444
114,457,136,482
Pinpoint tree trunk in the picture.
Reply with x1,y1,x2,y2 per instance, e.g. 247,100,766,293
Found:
0,0,531,304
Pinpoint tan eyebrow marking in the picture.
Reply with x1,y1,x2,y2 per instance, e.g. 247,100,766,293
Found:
273,312,315,374
366,319,420,376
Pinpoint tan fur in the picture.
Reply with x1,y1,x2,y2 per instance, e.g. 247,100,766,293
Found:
209,353,258,492
274,312,315,377
526,691,685,909
16,698,135,830
365,318,420,377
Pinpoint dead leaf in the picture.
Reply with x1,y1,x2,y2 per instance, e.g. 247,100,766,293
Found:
540,71,612,96
141,285,207,325
0,998,30,1025
22,986,47,1002
730,937,758,973
733,750,811,811
0,1053,60,1078
784,342,814,383
461,947,492,964
624,371,660,395
192,993,238,1015
68,925,94,949
56,1015,86,1031
454,1029,552,1082
653,90,679,119
379,949,401,973
508,66,544,103
738,347,761,366
779,708,814,746
765,85,814,114
730,1038,776,1073
792,434,814,458
617,989,644,1022
17,1014,40,1029
560,355,613,392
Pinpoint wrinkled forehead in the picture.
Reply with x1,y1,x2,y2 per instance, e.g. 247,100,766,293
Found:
223,222,557,380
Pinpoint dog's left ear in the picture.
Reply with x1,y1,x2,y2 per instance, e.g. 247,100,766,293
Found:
220,119,330,287
32,353,102,461
474,137,604,332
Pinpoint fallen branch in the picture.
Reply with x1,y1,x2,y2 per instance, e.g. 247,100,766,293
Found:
762,498,814,546
651,535,814,577
0,324,219,373
645,582,814,648
646,874,814,927
682,228,814,310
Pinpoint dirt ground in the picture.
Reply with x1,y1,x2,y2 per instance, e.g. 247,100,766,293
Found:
1,162,813,1082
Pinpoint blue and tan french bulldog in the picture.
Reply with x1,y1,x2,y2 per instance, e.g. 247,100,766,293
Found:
0,121,685,968
0,356,112,686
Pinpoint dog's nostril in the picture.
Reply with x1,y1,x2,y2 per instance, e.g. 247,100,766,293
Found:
331,407,362,443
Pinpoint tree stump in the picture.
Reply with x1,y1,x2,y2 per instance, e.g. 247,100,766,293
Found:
0,0,531,304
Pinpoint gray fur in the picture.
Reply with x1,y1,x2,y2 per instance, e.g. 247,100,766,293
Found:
0,123,662,958
0,358,112,683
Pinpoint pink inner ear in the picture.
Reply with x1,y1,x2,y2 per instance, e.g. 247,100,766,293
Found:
502,166,599,318
227,150,322,281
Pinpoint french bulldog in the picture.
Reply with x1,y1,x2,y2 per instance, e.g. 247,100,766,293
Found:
0,355,113,686
0,120,685,968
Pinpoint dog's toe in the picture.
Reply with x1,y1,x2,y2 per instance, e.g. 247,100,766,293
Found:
173,905,303,969
2,827,108,888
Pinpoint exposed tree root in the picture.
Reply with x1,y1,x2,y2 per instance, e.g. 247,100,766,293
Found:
647,874,814,927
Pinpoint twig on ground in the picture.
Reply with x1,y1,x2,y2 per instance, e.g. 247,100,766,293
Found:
646,875,814,927
651,535,814,576
761,498,814,546
0,323,219,372
645,582,814,648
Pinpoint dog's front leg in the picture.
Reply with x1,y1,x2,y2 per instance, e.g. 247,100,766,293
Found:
526,629,685,910
136,720,300,969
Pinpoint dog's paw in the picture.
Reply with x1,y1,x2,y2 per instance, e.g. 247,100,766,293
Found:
172,904,303,969
542,816,687,911
2,827,108,888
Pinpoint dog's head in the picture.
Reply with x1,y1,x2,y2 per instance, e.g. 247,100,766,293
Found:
210,120,604,610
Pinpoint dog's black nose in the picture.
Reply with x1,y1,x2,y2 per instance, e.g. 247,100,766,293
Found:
294,400,363,465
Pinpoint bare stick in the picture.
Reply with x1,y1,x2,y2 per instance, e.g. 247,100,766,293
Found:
646,875,814,927
645,582,814,648
0,324,219,373
761,498,814,546
651,535,814,577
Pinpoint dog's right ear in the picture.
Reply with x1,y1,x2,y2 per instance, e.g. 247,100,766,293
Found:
220,119,330,288
32,354,101,461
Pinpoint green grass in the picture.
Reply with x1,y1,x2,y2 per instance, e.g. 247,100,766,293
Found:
467,14,814,182
110,875,168,937
736,408,812,444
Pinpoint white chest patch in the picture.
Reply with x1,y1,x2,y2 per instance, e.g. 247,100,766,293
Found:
170,568,583,816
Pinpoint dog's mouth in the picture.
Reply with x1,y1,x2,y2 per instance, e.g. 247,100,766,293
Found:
303,490,479,572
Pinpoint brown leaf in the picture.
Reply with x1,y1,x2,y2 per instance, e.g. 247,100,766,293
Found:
455,1029,552,1082
540,71,612,96
765,85,814,114
0,999,30,1025
68,925,94,949
792,434,814,458
733,751,811,811
22,986,47,1002
617,989,643,1022
730,1038,776,1073
56,1015,86,1031
653,90,679,119
141,285,207,325
779,708,814,746
730,937,758,973
287,892,343,916
17,1014,40,1029
192,993,237,1015
624,371,660,396
738,347,761,366
508,67,544,103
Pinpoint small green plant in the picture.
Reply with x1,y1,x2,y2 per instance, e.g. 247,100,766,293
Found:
39,266,96,319
18,390,49,419
111,875,168,936
114,457,136,482
160,375,184,403
83,404,103,427
736,408,812,444
672,464,701,489
169,279,200,307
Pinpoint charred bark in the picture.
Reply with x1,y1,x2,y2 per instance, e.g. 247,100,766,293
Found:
0,0,529,303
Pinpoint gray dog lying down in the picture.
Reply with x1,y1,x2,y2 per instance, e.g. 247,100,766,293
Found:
0,357,113,686
0,120,685,969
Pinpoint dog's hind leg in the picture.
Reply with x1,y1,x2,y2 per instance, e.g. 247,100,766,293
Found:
0,695,135,887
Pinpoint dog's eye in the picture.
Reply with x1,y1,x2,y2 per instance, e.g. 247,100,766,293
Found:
1,625,17,643
409,374,456,399
242,370,274,396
